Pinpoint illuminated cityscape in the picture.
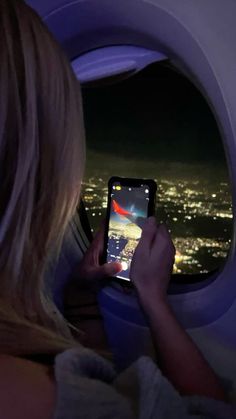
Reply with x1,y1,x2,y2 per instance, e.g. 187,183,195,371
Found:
82,153,233,275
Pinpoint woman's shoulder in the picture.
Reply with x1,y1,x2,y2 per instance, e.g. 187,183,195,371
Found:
0,354,56,419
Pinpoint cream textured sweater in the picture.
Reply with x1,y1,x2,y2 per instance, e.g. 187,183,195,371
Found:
54,348,236,419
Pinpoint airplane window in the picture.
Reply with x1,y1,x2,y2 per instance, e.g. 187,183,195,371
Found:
81,61,233,277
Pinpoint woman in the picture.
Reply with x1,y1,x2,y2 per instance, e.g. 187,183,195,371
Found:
0,1,233,418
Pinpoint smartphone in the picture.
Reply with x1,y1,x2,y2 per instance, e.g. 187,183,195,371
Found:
104,177,157,282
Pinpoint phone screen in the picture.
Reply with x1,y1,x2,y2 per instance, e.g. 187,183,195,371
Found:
106,180,152,281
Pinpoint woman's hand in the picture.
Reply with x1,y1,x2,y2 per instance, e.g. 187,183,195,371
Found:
131,218,226,401
74,224,122,286
130,217,175,308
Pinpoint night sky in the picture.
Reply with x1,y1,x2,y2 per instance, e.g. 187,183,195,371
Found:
82,61,226,165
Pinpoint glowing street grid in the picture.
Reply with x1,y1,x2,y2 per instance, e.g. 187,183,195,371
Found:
82,175,233,275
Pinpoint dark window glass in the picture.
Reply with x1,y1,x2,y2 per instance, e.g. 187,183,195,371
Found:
81,62,232,276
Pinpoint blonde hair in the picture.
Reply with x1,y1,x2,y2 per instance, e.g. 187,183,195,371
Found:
0,0,85,355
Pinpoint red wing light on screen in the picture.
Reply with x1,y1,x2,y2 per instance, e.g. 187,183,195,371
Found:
112,200,133,216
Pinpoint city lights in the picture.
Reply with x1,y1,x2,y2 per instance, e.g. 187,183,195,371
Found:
82,175,232,275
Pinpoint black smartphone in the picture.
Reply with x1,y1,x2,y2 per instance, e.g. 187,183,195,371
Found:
104,177,157,282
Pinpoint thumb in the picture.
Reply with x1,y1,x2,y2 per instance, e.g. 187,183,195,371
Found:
99,261,123,278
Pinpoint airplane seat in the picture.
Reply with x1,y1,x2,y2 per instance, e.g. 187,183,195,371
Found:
27,0,236,390
49,203,91,312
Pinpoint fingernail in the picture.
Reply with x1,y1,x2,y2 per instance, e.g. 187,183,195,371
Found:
107,262,122,275
113,262,122,273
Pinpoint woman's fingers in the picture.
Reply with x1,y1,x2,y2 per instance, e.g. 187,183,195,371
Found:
152,224,176,263
91,223,105,248
92,262,122,280
83,222,106,264
101,261,123,278
93,224,106,258
136,217,157,256
152,223,170,250
131,219,175,299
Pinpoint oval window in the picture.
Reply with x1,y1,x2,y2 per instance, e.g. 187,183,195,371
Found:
81,61,233,279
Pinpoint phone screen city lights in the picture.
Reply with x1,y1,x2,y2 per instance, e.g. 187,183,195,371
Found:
106,182,150,281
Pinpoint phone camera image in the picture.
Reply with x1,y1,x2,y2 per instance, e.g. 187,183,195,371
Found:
107,183,151,281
